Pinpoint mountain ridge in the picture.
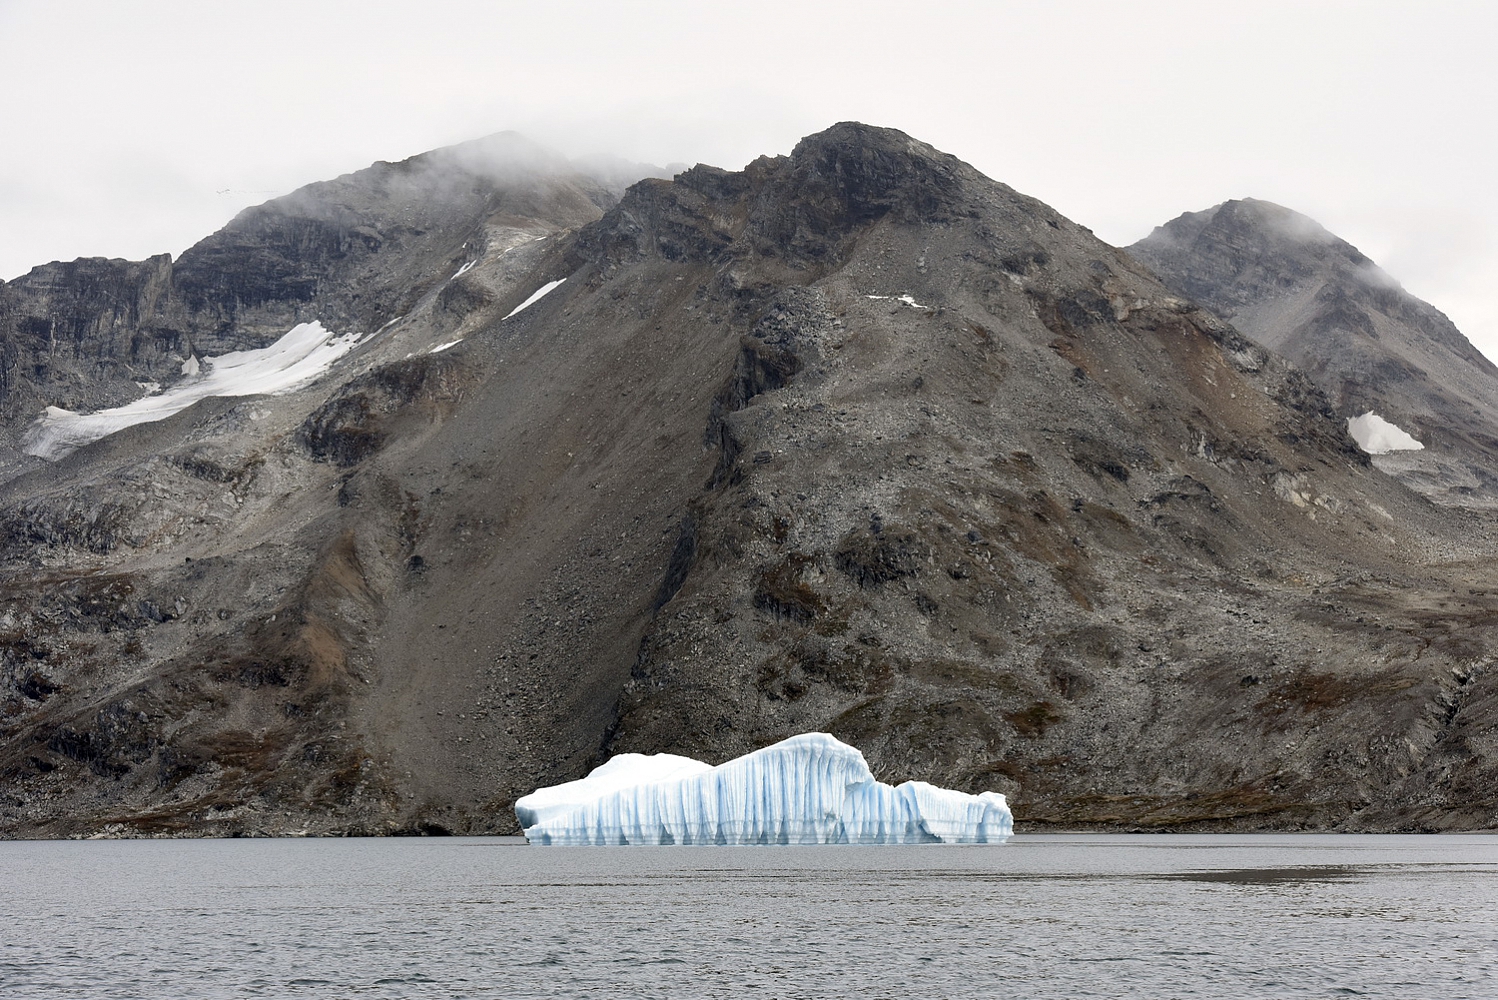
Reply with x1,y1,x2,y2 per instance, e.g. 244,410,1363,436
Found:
0,124,1496,837
0,133,668,473
1132,198,1498,507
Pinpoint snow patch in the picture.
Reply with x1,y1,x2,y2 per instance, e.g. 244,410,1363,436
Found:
866,293,932,310
428,340,462,354
454,260,476,278
498,235,547,257
515,732,1012,846
24,321,361,461
1347,411,1424,454
504,279,564,319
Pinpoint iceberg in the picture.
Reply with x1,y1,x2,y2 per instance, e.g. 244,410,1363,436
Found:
514,733,1012,845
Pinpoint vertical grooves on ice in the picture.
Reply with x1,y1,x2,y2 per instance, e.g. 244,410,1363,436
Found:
514,733,1012,846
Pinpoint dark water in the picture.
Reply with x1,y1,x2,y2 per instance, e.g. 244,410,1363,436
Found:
2,834,1494,998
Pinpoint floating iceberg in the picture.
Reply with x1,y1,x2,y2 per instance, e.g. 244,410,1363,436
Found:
514,733,1012,845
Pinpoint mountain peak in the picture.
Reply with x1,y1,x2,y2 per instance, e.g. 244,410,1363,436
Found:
7,123,1498,841
1143,198,1354,267
1132,197,1400,318
406,130,570,178
1133,197,1498,507
782,121,968,213
1212,198,1336,240
789,121,936,156
580,120,996,271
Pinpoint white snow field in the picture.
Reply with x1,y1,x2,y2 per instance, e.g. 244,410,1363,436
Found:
865,293,931,309
502,279,564,320
514,732,1013,846
24,320,361,460
1346,411,1424,454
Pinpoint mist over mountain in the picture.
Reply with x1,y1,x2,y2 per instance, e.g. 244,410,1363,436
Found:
0,134,659,470
0,125,1495,838
1132,199,1498,508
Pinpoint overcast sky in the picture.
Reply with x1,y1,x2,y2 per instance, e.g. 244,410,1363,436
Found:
2,1,1494,355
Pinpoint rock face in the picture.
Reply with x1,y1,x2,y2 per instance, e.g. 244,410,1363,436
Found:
2,125,1497,838
1131,199,1498,507
0,133,642,470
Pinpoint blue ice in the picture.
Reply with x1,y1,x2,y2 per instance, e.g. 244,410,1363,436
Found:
514,733,1012,845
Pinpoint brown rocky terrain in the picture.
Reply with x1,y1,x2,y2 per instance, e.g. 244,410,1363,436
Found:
1,124,1496,838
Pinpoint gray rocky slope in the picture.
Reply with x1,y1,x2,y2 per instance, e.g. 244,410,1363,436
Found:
1132,200,1498,507
2,125,1497,837
0,133,659,473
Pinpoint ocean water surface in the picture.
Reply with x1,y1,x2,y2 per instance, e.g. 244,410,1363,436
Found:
1,833,1494,998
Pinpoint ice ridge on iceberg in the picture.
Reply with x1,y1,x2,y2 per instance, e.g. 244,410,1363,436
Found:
514,733,1012,845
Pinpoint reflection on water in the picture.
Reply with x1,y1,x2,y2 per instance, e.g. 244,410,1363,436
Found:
1165,865,1365,884
1,834,1494,998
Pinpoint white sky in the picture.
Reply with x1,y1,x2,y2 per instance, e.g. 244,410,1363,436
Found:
2,0,1494,355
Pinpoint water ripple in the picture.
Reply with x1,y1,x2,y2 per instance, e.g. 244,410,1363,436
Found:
0,834,1494,998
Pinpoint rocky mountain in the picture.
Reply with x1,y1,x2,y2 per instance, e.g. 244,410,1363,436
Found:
0,133,659,472
1,125,1496,838
1132,199,1498,507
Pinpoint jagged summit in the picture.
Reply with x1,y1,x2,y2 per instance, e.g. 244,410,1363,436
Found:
1133,197,1498,506
783,121,967,200
1145,198,1338,245
582,120,1083,281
